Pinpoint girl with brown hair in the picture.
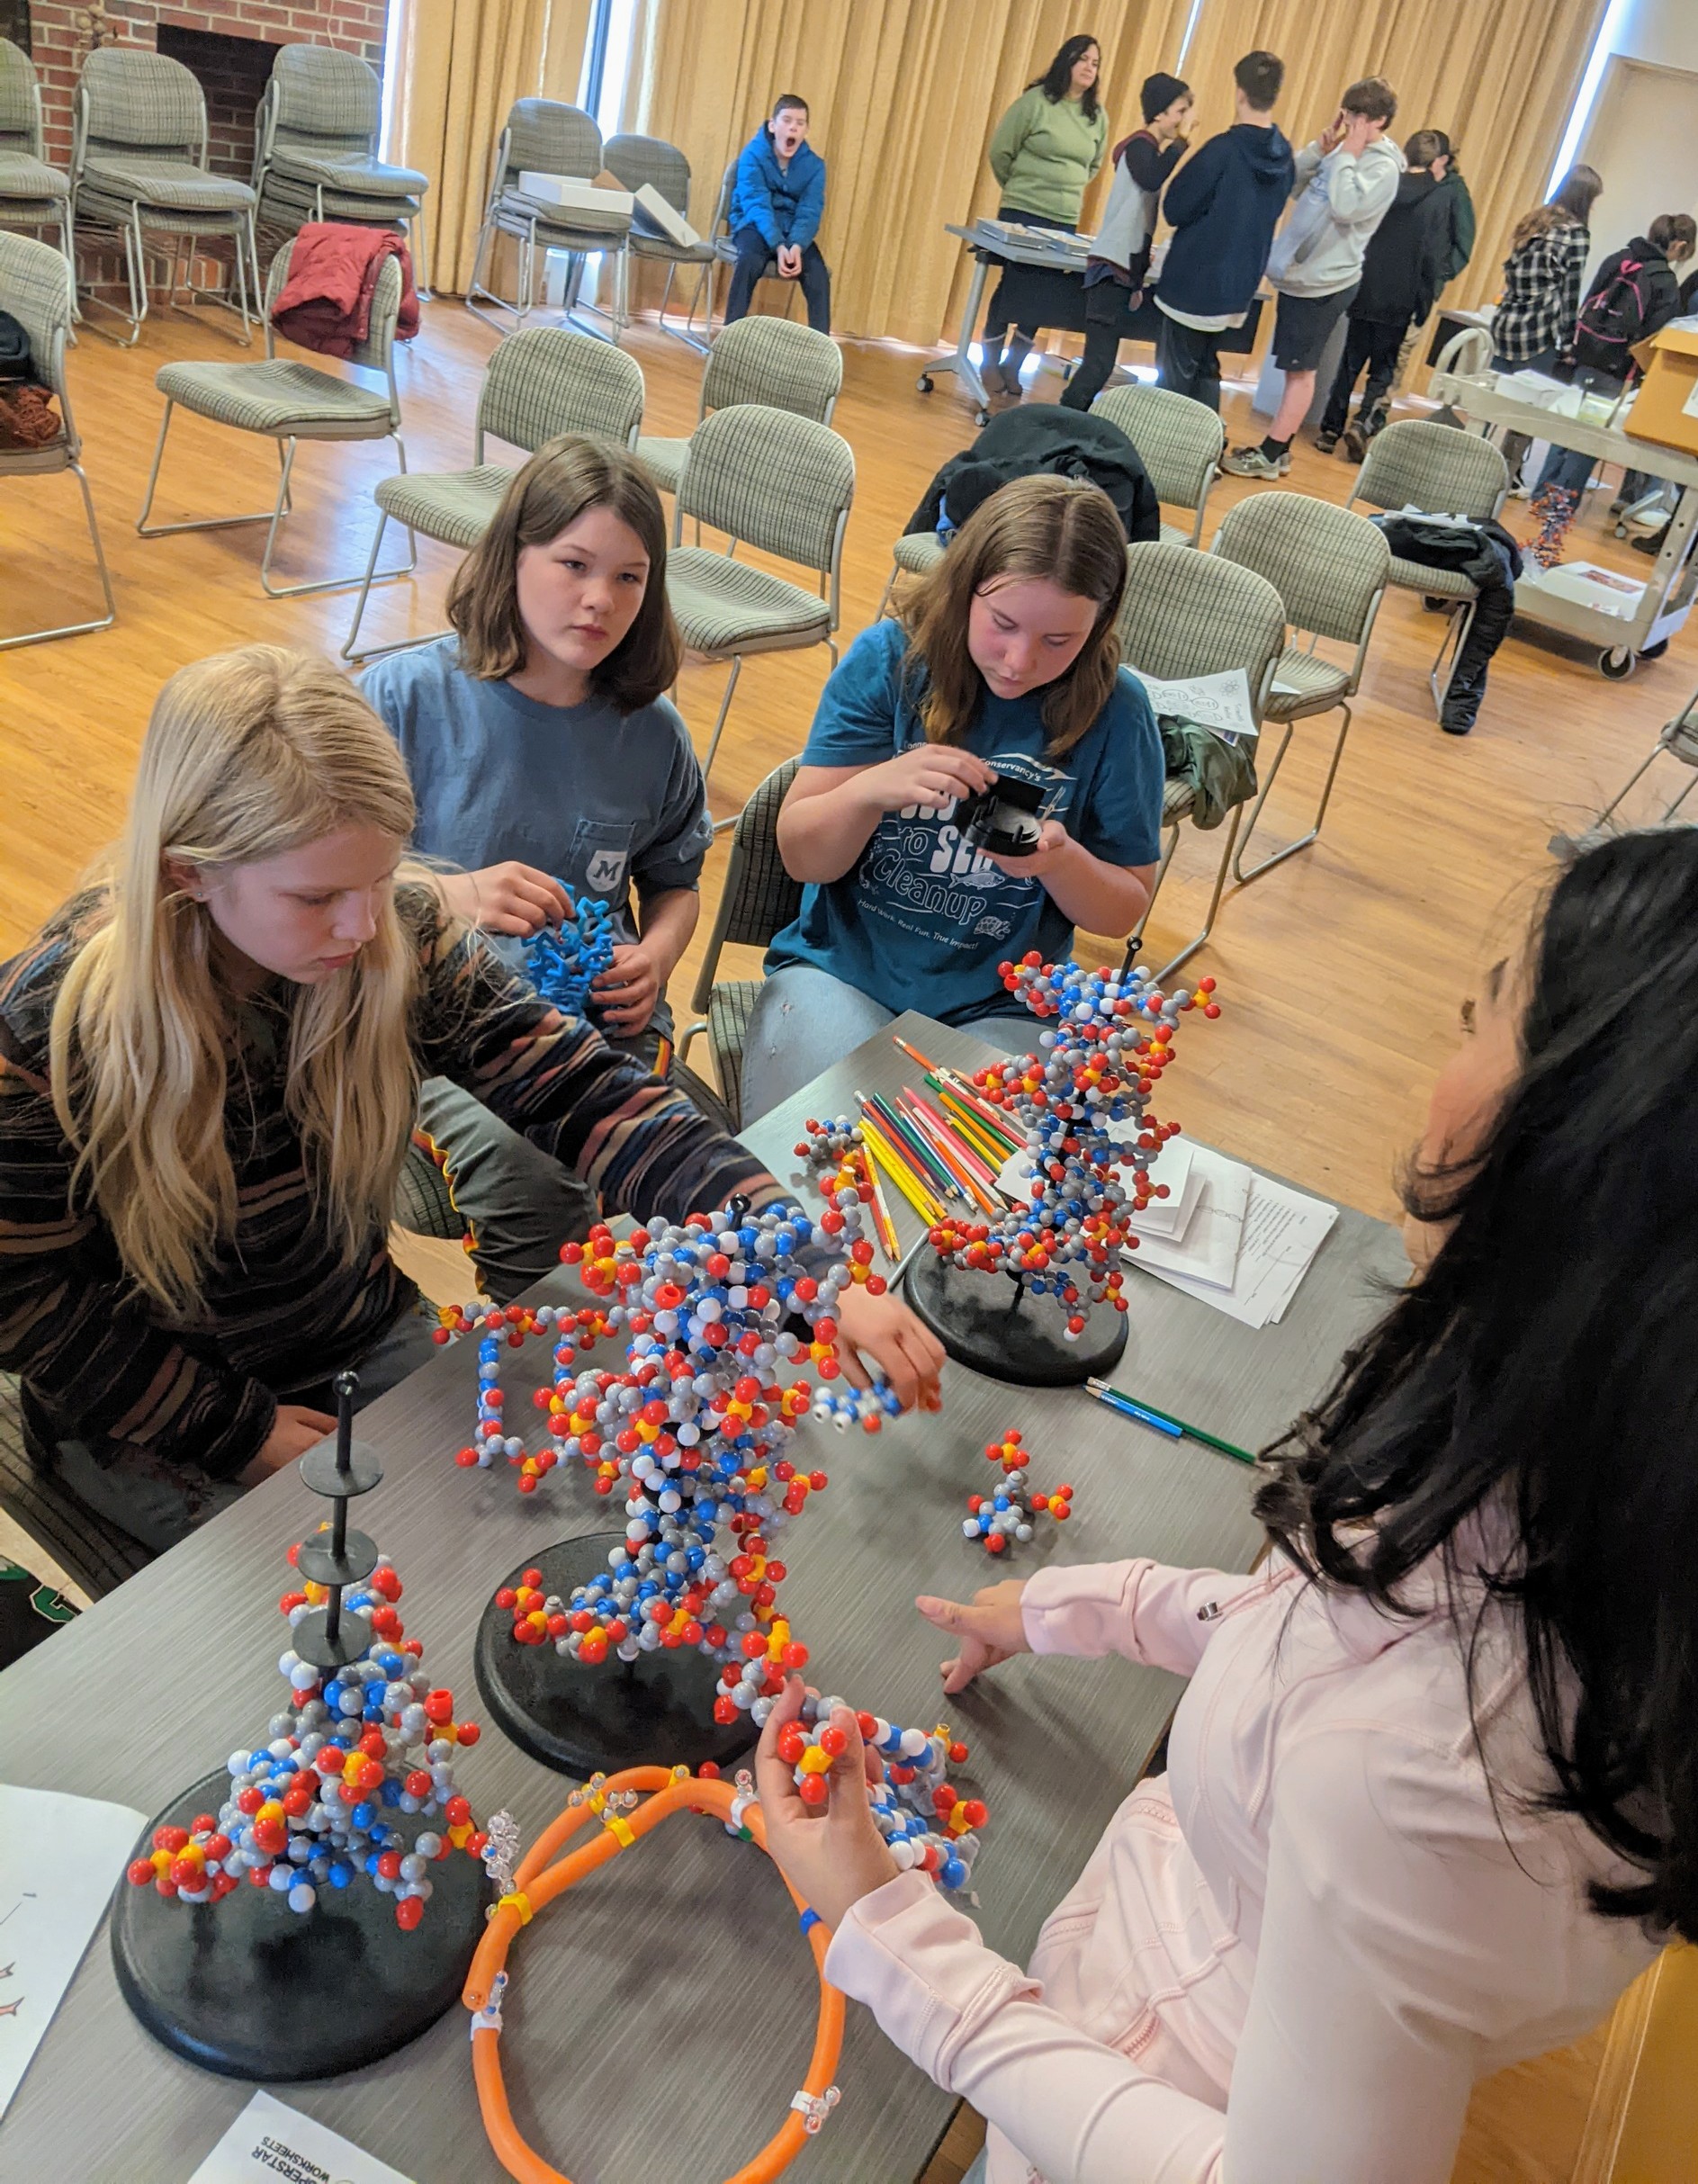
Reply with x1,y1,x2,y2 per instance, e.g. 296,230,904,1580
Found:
361,436,714,1299
741,474,1163,1119
0,647,942,1550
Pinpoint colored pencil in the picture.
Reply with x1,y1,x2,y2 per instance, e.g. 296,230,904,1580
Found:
892,1033,939,1074
865,1090,961,1203
860,1122,944,1225
858,1146,901,1262
855,1101,947,1213
899,1093,1001,1217
1083,1379,1258,1467
937,1085,1020,1155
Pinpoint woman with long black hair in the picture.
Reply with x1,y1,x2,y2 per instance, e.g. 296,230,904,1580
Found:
980,33,1109,396
755,825,1695,2183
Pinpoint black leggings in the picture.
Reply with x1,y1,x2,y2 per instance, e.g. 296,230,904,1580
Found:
1060,278,1140,410
983,204,1076,345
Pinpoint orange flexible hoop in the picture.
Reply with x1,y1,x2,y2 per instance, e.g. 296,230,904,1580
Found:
463,1766,846,2184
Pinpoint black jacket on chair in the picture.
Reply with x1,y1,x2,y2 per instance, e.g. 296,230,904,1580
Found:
906,403,1163,544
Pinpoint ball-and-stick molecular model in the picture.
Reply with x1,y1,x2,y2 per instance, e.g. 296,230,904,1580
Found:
522,894,615,1019
965,1426,1074,1552
928,956,1220,1341
124,1541,485,1930
440,1297,623,1492
753,1690,990,1893
475,1194,876,1730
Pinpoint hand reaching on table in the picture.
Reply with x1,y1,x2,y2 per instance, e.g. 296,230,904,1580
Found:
917,1579,1031,1694
755,1677,900,1931
834,1285,946,1413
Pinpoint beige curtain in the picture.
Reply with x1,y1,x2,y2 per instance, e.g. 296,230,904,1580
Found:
1175,0,1609,316
635,0,1194,346
390,0,594,295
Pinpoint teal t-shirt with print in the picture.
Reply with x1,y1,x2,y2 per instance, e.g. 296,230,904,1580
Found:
764,619,1163,1025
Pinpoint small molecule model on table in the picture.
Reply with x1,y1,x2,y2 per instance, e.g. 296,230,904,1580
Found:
750,1689,991,1893
928,956,1220,1341
521,894,616,1020
124,1541,485,1930
964,1425,1075,1554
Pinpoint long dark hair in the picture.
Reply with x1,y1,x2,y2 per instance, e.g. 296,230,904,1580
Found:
1031,33,1101,121
1257,828,1698,1941
447,435,681,707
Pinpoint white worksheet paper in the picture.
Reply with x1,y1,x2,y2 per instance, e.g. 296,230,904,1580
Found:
188,2090,418,2184
1122,1144,1250,1290
0,1782,145,2121
1135,1168,1339,1327
1127,667,1258,741
996,1132,1196,1235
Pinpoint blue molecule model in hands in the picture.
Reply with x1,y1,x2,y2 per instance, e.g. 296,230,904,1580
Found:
522,892,615,1020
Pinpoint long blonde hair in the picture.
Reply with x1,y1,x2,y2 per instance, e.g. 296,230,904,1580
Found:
900,473,1128,756
49,647,421,1317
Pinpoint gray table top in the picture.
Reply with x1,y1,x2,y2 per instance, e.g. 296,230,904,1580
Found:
0,1011,1406,2184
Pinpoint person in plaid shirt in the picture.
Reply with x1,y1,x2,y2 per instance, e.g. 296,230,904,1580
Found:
1489,166,1602,490
1491,165,1602,370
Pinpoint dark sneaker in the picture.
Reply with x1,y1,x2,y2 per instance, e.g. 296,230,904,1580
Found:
1313,429,1339,454
1632,527,1668,556
1223,445,1285,480
1342,418,1370,463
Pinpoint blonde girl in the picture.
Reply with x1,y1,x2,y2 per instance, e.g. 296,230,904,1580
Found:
741,474,1164,1119
0,647,940,1552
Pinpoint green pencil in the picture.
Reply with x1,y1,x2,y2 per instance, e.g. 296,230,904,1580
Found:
1083,1378,1260,1467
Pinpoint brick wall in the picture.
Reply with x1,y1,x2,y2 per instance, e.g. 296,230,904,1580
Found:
156,23,279,178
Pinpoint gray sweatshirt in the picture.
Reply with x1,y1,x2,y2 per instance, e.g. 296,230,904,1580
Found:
1266,134,1404,298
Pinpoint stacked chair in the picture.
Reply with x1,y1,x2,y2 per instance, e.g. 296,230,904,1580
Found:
70,48,260,346
343,326,645,658
254,46,430,291
137,232,412,600
0,40,73,287
467,99,633,341
636,312,840,499
0,230,115,649
603,132,718,353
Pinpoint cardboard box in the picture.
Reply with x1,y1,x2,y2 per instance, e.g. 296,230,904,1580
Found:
1624,321,1698,454
633,182,700,248
515,171,633,231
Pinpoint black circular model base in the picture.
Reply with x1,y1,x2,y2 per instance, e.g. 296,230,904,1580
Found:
475,1532,761,1778
112,1770,490,2081
904,1251,1129,1388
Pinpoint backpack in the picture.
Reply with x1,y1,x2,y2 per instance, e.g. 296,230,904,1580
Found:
0,310,33,383
1575,257,1650,373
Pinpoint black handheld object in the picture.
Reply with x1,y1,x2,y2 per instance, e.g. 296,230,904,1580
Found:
958,773,1044,857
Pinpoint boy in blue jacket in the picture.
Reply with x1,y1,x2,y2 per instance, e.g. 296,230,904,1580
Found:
725,94,831,333
1154,50,1294,412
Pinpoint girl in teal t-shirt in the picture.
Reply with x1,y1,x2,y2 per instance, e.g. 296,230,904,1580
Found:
743,474,1163,1120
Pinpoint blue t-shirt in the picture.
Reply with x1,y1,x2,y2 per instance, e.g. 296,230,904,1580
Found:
362,637,712,1033
765,619,1163,1025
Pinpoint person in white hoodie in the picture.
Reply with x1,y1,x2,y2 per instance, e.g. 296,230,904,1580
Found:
1224,76,1403,479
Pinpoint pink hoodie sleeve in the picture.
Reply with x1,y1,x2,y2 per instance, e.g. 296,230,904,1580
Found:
826,1871,1227,2184
1020,1558,1267,1676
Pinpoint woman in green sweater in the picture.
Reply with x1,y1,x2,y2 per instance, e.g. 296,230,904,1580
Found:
981,32,1109,396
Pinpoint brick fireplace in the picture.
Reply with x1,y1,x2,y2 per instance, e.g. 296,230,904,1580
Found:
23,0,391,285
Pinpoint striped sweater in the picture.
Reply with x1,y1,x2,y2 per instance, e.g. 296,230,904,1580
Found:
0,884,782,1482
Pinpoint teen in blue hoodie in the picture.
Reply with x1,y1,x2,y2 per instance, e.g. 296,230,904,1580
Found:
1154,49,1295,412
726,94,831,333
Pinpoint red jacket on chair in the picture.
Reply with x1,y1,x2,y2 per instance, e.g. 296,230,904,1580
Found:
273,222,420,358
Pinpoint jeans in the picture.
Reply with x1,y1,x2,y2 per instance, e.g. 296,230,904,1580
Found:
48,1300,442,1555
1156,313,1222,413
1318,314,1406,436
1534,368,1626,497
1059,276,1140,412
723,225,831,333
739,965,1036,1122
409,1018,666,1306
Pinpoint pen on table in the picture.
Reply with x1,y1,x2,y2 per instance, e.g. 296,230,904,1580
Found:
1083,1379,1259,1467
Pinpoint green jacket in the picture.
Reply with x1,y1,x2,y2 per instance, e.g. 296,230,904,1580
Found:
988,85,1107,224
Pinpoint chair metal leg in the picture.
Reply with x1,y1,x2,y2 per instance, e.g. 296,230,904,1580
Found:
701,655,742,782
258,437,418,599
1428,596,1475,715
875,559,899,620
138,401,283,534
409,206,432,301
655,259,713,355
1231,703,1353,887
1119,812,1242,986
0,458,118,649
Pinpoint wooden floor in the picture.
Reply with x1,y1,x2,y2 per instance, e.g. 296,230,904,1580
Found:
4,294,1687,2183
4,296,1690,1227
